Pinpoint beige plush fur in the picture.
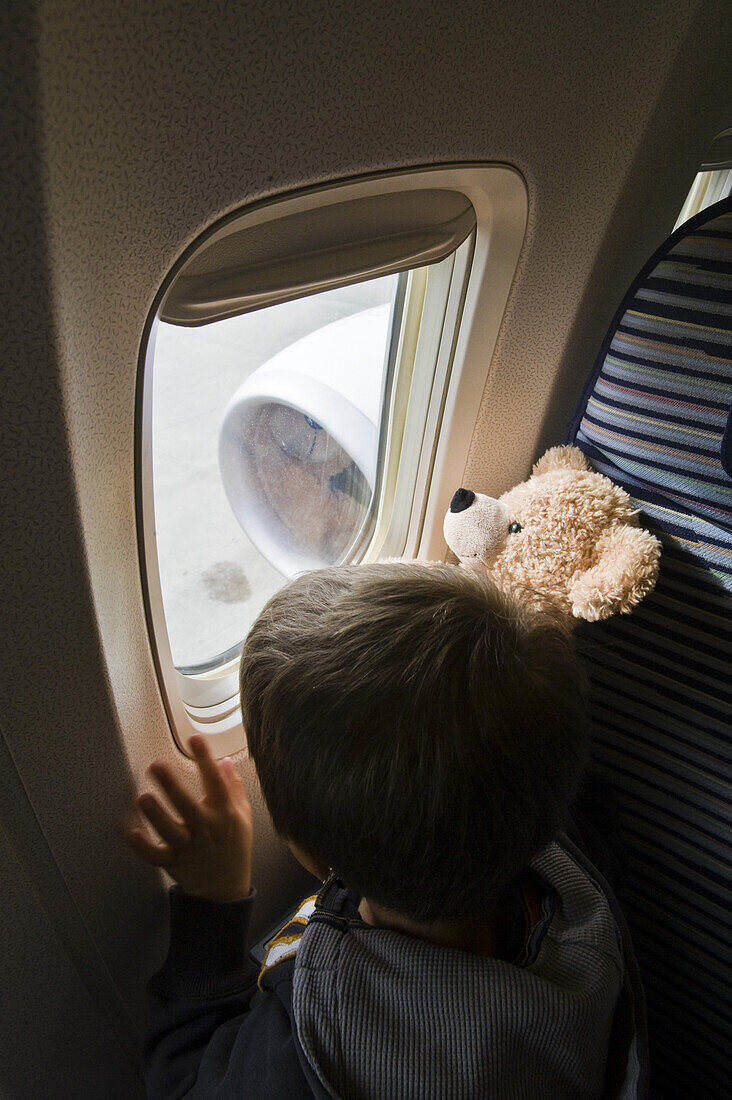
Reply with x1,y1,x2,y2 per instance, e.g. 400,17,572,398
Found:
443,445,661,622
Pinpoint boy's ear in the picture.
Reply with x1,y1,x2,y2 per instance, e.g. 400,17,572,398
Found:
287,841,331,882
532,445,593,477
569,525,661,621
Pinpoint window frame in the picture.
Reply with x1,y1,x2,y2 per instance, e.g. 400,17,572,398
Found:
137,165,528,757
674,126,732,230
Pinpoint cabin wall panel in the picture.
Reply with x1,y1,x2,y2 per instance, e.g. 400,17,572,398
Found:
0,821,144,1098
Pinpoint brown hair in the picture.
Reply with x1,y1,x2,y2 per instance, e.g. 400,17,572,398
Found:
240,562,589,922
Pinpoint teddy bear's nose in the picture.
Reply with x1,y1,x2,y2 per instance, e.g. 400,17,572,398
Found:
449,488,475,513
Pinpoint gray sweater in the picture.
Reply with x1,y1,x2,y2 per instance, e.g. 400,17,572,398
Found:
294,840,646,1099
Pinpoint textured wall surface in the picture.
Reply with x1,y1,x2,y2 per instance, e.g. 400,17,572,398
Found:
2,0,730,1092
0,816,142,1099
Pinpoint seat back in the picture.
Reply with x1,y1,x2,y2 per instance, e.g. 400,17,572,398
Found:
565,198,732,1098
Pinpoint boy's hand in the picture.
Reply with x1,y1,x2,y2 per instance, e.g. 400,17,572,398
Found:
126,735,253,902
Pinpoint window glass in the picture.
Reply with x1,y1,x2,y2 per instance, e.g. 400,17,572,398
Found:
151,274,400,673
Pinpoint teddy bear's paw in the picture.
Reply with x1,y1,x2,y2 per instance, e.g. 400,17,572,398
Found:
569,525,661,621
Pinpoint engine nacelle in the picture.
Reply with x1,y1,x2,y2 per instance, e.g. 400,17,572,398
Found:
218,304,389,576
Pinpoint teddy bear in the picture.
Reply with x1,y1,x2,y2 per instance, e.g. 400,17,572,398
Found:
443,445,661,622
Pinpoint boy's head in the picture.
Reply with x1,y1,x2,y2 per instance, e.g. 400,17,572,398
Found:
240,561,589,923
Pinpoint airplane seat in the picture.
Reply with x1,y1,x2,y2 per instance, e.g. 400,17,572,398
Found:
564,195,731,1099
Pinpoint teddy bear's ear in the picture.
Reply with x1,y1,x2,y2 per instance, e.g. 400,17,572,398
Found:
532,445,593,476
569,525,661,621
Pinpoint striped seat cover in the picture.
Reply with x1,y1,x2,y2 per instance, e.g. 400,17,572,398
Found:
565,197,731,1098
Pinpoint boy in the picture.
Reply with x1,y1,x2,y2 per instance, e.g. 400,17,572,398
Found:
127,562,648,1098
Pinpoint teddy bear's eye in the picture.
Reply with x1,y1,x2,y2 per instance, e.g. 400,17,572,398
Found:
508,521,522,534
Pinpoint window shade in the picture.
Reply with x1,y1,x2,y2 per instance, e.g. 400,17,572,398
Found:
160,189,476,326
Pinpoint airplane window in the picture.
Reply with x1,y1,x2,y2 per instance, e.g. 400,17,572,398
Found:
138,167,527,755
675,126,732,228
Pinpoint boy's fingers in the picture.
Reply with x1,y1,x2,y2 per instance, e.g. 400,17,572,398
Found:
189,735,230,807
149,762,201,826
125,828,177,867
137,793,190,847
220,757,250,807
